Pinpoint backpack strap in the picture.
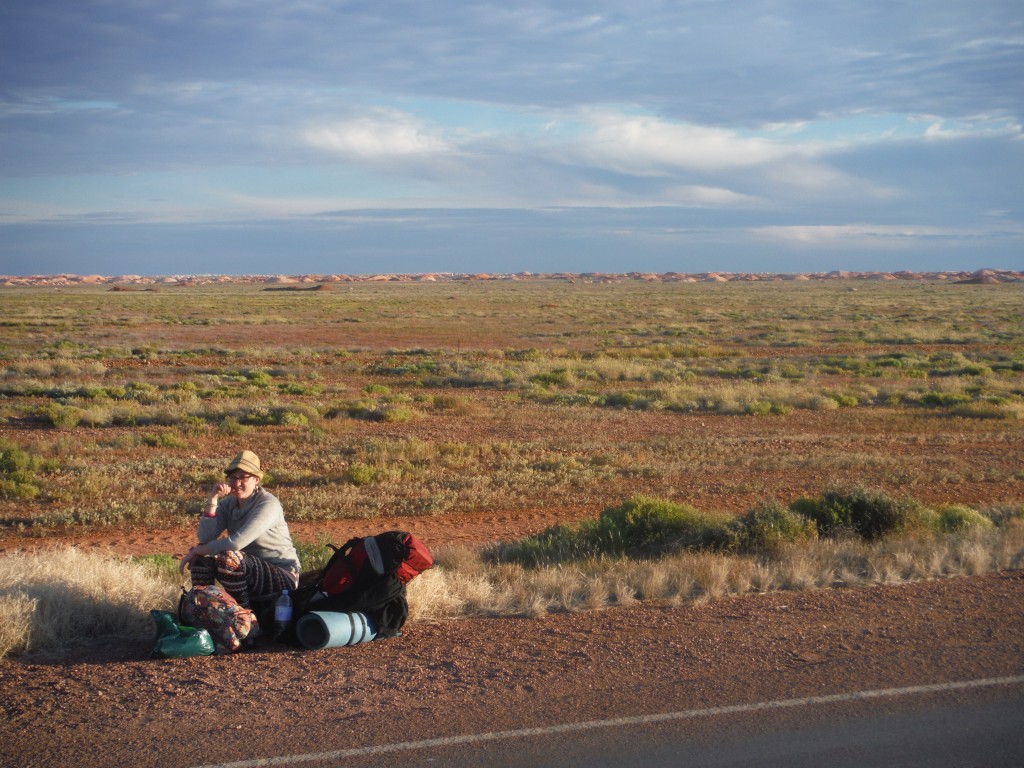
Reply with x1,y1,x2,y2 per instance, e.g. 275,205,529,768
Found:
362,535,385,575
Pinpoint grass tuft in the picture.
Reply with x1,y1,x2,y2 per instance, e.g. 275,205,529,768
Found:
0,548,179,658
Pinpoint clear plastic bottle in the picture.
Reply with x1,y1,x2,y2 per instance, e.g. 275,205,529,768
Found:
273,589,293,641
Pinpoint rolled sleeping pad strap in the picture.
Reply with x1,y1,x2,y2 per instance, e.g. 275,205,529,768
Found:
295,611,377,650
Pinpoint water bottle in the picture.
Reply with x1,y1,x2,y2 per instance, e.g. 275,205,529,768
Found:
273,589,293,641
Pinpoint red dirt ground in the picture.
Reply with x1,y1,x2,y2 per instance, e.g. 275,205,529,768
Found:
0,506,595,560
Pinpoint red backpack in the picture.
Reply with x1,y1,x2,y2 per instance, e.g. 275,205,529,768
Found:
293,531,433,639
320,531,433,593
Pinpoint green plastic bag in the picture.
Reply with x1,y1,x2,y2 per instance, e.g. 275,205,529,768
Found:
150,609,216,659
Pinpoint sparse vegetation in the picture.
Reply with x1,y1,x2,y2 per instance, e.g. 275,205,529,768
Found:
0,280,1020,531
0,279,1021,658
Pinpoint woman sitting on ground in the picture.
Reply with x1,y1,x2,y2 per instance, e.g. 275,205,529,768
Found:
179,450,300,608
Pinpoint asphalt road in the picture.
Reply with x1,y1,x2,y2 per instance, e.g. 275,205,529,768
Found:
195,677,1024,768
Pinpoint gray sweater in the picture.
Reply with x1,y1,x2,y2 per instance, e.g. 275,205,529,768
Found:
197,487,300,575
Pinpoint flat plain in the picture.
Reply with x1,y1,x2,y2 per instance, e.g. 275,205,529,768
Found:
0,277,1021,549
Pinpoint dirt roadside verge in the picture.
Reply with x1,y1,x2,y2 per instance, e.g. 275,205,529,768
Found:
1,570,1021,768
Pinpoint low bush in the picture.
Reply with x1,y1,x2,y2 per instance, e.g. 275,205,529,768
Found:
730,500,817,552
344,462,376,486
39,403,83,428
981,504,1024,526
791,485,922,540
486,495,731,566
379,404,422,423
0,478,40,500
491,488,1014,571
0,441,46,500
936,505,996,534
238,404,318,427
141,432,188,448
598,496,730,553
918,391,973,408
293,539,334,573
217,415,249,436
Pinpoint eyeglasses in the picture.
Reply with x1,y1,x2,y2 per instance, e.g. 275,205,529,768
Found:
228,473,257,484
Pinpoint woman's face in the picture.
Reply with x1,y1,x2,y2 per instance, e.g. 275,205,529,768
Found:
227,471,259,501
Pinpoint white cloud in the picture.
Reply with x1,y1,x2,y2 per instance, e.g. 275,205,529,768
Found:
750,223,1024,248
303,111,452,161
575,114,797,174
665,185,757,206
923,117,1023,141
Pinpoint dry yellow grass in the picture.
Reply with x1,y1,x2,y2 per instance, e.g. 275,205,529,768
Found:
408,523,1024,621
0,548,179,657
2,523,1022,660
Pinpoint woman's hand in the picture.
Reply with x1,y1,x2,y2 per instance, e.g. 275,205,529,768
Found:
203,482,230,518
208,482,230,504
179,543,212,574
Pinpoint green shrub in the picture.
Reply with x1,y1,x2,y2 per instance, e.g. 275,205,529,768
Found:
951,402,1024,420
278,410,310,427
293,539,334,573
380,405,421,423
830,394,859,407
731,500,817,552
743,400,792,416
179,415,207,436
0,478,40,500
488,496,731,566
245,370,273,387
125,382,161,403
0,442,45,499
217,415,249,436
598,496,729,551
242,405,275,425
936,505,995,533
241,405,317,427
0,444,33,474
604,392,659,410
792,486,920,540
919,391,972,407
344,462,376,486
141,432,188,448
505,348,544,362
959,363,992,377
277,382,321,396
530,369,572,387
431,394,476,414
39,403,83,428
981,504,1024,526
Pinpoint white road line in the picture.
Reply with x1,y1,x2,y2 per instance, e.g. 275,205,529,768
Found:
195,674,1024,768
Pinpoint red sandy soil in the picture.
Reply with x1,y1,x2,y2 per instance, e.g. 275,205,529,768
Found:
0,507,595,560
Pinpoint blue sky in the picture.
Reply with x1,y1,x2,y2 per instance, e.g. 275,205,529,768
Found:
1,0,1021,276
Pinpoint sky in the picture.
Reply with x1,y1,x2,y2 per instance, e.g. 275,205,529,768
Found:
1,0,1022,276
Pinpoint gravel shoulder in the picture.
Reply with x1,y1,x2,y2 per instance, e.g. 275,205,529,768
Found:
2,570,1022,768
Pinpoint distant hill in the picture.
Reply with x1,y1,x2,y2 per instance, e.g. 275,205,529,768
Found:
1,268,1021,287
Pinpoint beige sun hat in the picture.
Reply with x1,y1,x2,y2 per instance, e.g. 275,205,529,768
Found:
225,450,264,480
